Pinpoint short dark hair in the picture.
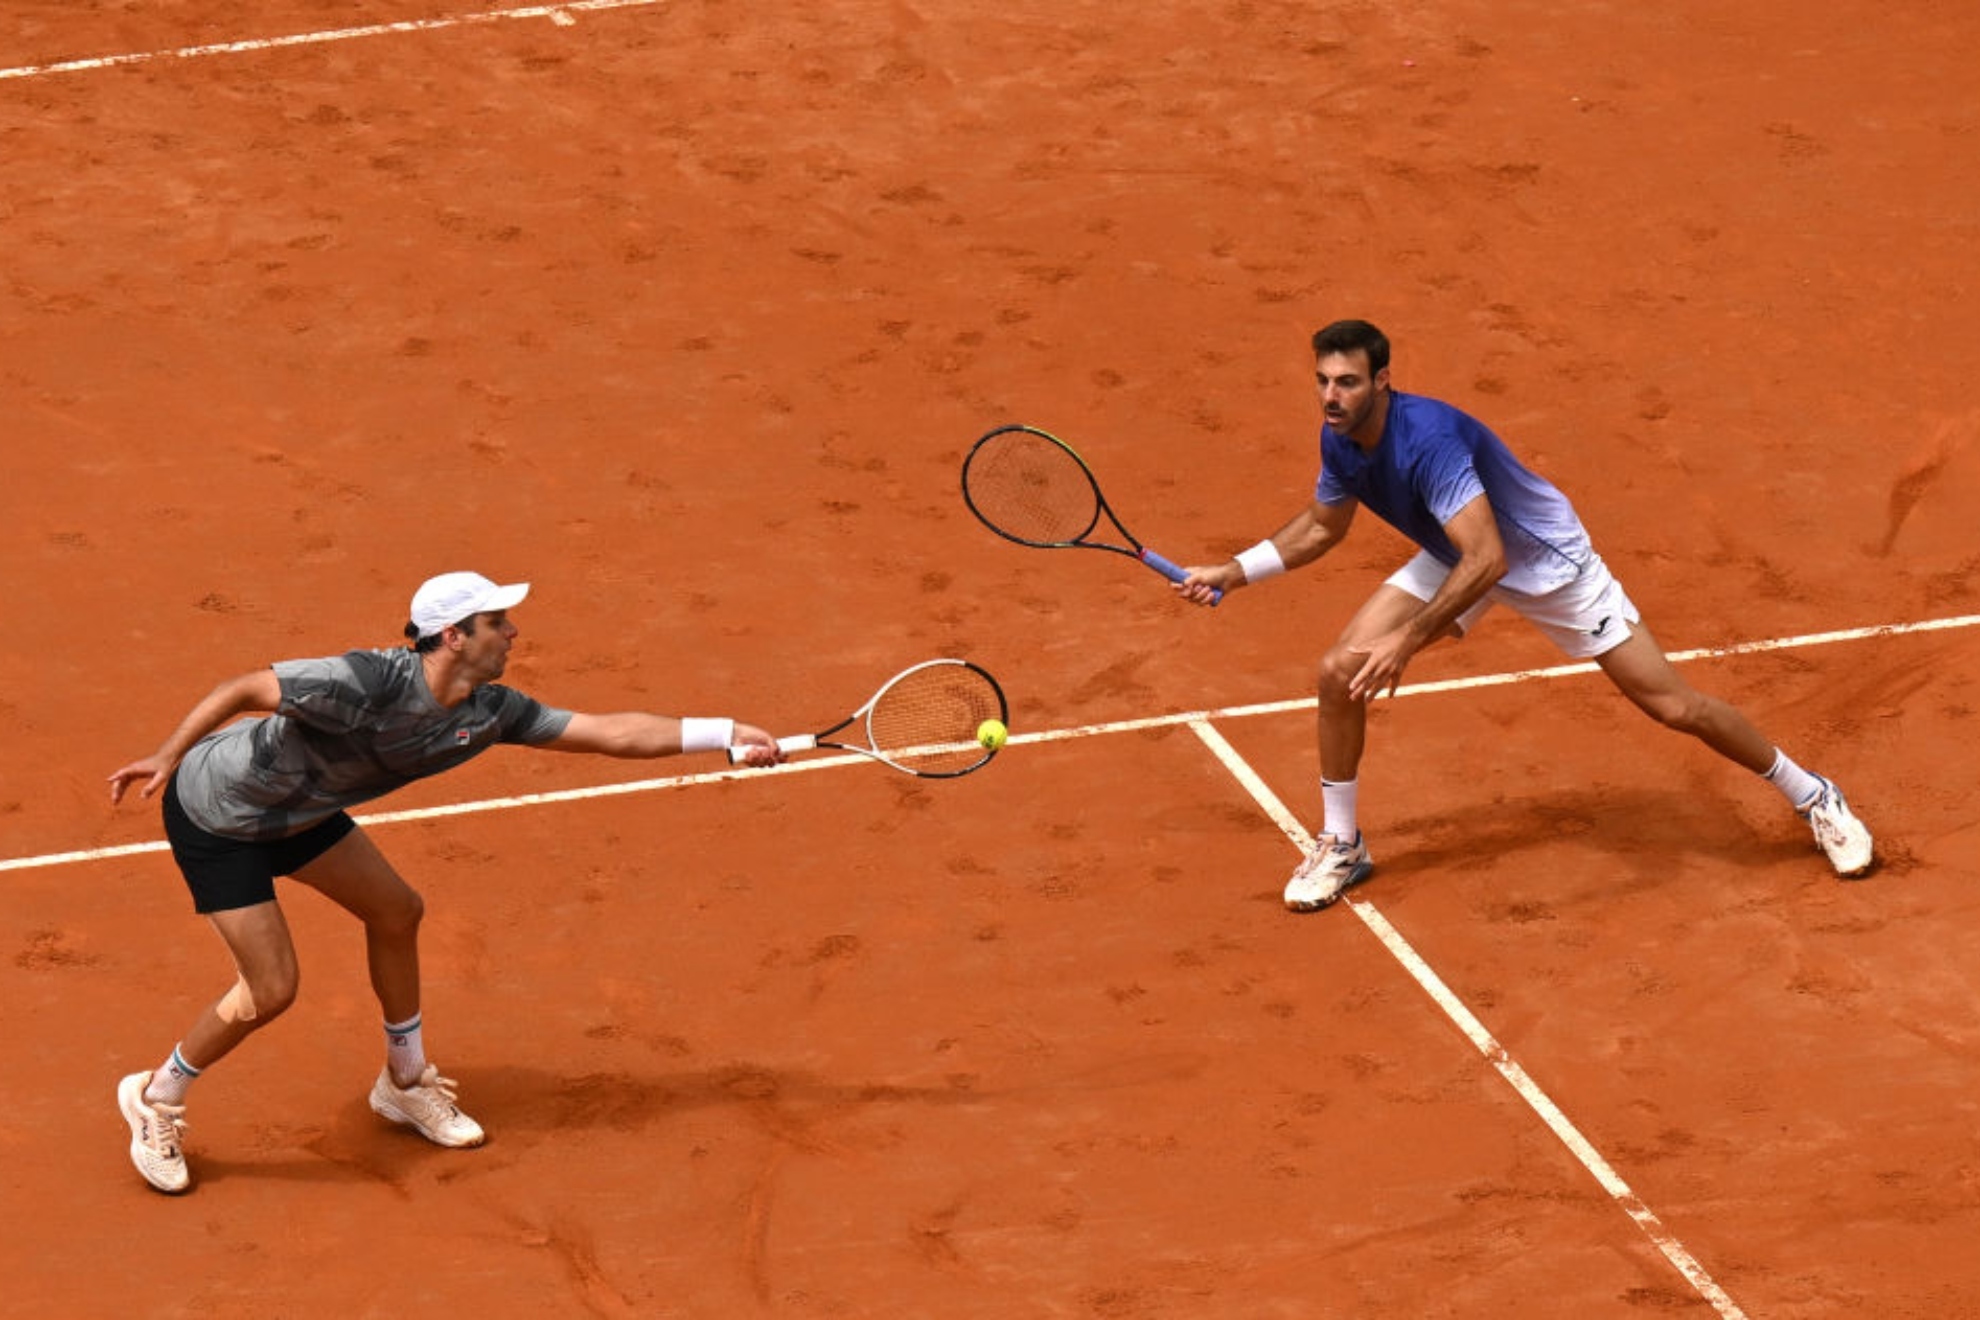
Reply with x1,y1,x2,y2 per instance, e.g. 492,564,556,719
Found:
1311,320,1390,374
404,613,477,653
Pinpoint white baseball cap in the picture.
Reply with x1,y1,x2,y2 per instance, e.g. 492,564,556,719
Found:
409,571,530,639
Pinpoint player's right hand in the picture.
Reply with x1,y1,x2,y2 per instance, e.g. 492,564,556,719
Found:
729,723,785,768
1174,563,1239,606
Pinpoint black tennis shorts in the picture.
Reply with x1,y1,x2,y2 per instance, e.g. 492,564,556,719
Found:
162,774,356,914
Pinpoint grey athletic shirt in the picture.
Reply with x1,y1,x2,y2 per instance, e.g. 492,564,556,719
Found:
174,648,573,841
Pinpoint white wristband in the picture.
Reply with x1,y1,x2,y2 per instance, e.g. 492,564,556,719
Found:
1235,539,1286,584
679,718,734,754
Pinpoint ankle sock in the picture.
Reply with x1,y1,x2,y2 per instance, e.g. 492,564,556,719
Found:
1321,777,1359,842
385,1014,427,1087
1764,750,1825,811
145,1044,200,1106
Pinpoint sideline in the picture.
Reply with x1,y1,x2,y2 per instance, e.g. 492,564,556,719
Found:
6,610,1972,876
1190,716,1750,1320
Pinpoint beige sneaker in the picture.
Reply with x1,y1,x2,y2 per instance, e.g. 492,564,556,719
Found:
368,1064,485,1147
117,1071,190,1194
1284,832,1374,912
1801,778,1874,879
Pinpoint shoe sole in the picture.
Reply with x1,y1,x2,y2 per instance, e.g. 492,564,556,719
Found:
1807,782,1875,879
1285,858,1374,913
1812,814,1874,880
1827,826,1874,880
118,1074,191,1195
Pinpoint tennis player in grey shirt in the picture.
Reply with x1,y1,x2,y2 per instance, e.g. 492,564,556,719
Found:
107,571,782,1194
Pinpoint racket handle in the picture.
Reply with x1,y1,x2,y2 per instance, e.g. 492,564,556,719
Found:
728,734,819,765
1139,548,1222,606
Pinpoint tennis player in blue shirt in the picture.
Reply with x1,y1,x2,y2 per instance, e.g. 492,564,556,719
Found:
1178,320,1873,910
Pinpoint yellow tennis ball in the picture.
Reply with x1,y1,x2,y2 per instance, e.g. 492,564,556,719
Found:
976,718,1009,751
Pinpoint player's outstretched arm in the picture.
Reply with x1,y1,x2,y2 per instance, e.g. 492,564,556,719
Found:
108,668,283,804
545,712,782,766
1176,498,1355,606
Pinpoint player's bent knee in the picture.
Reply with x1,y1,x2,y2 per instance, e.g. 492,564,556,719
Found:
378,886,425,934
216,977,257,1024
1639,689,1709,734
1316,647,1362,701
346,869,425,935
220,971,297,1026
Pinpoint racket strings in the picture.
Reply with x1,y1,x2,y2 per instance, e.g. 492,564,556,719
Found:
963,431,1102,545
867,668,1003,773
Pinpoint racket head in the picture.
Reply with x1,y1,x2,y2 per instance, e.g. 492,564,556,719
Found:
857,658,1009,778
961,424,1115,550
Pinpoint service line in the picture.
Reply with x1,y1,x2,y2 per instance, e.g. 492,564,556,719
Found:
3,609,1973,876
0,0,660,81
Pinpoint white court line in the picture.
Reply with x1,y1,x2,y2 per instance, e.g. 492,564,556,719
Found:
0,748,866,874
1186,717,1749,1319
0,0,660,81
5,610,1973,876
7,613,1967,1311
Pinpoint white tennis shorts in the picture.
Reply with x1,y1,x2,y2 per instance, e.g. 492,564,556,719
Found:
1385,549,1640,660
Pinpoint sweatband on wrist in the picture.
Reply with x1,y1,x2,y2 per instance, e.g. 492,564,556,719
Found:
679,718,734,754
1235,539,1286,584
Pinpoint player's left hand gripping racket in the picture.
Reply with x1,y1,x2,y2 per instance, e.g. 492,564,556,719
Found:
961,423,1219,604
729,658,1009,778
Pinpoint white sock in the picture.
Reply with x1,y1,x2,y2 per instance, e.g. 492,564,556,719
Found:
145,1044,200,1106
1763,750,1825,811
1321,778,1359,842
385,1014,427,1087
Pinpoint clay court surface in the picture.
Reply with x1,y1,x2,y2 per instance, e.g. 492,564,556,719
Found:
6,2,1980,1315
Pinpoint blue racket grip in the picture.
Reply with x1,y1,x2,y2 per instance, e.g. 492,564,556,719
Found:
1139,548,1222,606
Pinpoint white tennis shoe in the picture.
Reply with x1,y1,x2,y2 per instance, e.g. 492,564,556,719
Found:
1801,778,1874,879
369,1065,486,1148
1284,832,1374,911
118,1071,191,1194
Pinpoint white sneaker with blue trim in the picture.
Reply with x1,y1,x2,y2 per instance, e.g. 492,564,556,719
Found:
1802,778,1873,878
1285,832,1375,912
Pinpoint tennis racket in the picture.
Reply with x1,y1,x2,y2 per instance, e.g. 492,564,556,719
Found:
961,423,1220,604
728,658,1009,778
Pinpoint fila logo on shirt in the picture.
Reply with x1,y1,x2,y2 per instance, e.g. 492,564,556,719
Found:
455,729,472,745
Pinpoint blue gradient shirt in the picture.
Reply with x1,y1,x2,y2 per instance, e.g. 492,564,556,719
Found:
1316,391,1594,594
